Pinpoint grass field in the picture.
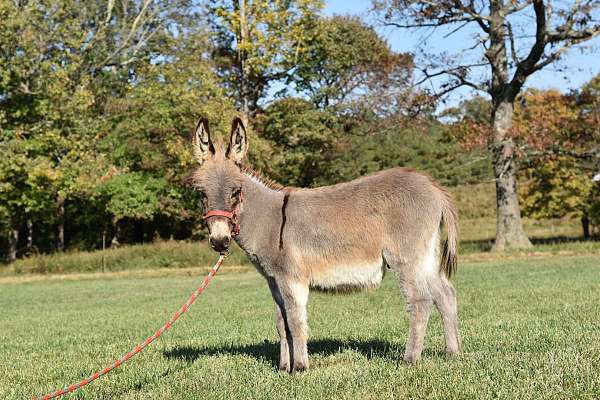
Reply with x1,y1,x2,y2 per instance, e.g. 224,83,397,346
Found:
1,254,599,399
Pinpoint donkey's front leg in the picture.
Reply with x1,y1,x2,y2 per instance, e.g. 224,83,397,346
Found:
267,279,290,372
278,279,310,373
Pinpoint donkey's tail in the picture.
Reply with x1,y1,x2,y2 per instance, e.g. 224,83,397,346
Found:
440,189,459,278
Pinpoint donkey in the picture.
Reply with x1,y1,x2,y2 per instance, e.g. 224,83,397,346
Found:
189,117,460,372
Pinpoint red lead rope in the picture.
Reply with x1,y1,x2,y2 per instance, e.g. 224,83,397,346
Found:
34,254,227,400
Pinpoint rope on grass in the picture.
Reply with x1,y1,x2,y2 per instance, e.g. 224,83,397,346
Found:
34,254,227,400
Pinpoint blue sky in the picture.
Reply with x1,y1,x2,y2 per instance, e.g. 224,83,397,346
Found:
324,0,600,105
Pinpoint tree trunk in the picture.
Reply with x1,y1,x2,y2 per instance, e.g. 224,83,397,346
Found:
57,196,65,251
237,0,250,125
7,221,19,263
581,215,590,240
111,215,120,248
491,100,532,251
26,219,33,250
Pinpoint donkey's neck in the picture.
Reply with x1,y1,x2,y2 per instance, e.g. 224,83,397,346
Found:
235,173,285,259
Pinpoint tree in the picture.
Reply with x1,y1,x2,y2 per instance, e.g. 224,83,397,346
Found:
515,84,600,239
252,98,340,187
1,0,186,255
207,0,323,121
449,86,600,238
521,155,597,239
374,0,600,251
291,15,414,114
0,0,215,258
100,29,237,243
333,117,492,187
0,142,57,261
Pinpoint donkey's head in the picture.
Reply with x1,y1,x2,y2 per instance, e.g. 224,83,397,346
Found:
190,117,248,253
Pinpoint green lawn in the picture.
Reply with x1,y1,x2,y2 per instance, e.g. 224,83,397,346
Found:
1,255,599,399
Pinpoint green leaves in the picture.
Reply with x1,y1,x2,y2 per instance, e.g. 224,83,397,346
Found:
0,0,227,255
97,172,164,222
291,16,413,113
253,98,339,187
207,0,324,115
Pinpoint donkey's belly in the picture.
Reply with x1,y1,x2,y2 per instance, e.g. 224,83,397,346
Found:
309,260,385,291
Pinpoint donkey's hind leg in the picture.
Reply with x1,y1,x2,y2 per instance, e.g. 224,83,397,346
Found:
386,252,434,364
404,292,433,364
429,275,460,356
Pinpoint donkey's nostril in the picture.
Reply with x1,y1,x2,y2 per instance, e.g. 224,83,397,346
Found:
209,236,230,253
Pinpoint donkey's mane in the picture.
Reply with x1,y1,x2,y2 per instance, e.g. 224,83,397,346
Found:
242,166,287,192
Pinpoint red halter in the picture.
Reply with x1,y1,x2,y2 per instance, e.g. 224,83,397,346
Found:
201,191,243,237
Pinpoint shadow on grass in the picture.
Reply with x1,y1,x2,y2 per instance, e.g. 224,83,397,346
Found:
163,338,417,369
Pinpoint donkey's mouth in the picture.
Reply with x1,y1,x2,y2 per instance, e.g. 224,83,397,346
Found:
209,236,231,254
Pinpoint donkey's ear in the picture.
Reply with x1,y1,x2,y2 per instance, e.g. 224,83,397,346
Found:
226,117,248,163
192,117,215,165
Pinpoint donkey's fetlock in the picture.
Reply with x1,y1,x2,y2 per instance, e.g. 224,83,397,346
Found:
279,362,290,372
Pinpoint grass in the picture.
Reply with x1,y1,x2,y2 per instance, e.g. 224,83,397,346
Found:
2,240,251,276
449,182,497,220
1,254,599,399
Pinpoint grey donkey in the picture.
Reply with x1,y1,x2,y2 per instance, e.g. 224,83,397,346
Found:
188,117,460,372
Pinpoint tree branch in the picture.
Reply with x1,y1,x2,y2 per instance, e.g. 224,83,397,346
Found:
511,0,547,90
383,18,474,29
415,63,488,93
505,0,535,15
94,0,154,72
511,0,600,92
524,145,600,162
458,0,491,33
505,19,520,67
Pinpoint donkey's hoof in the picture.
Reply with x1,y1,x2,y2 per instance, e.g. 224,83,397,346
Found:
403,354,420,365
445,348,461,357
291,362,309,373
279,363,290,373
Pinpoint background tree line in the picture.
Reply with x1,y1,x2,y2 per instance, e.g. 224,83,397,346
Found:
1,0,599,262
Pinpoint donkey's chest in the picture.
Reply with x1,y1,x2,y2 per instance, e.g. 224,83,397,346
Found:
309,260,385,291
246,252,275,278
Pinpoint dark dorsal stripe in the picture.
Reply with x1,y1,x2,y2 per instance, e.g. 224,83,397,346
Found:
279,189,291,250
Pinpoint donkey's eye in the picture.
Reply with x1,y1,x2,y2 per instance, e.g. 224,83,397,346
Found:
231,188,242,201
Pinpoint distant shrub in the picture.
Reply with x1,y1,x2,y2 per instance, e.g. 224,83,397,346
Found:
5,240,250,275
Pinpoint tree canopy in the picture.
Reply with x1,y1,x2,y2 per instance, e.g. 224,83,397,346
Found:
1,0,598,262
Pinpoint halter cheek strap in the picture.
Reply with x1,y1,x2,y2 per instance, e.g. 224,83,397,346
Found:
202,191,243,237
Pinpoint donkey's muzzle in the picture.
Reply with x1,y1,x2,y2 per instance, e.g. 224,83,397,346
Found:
209,235,230,253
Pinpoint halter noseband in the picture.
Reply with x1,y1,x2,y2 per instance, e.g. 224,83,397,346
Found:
201,191,243,237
